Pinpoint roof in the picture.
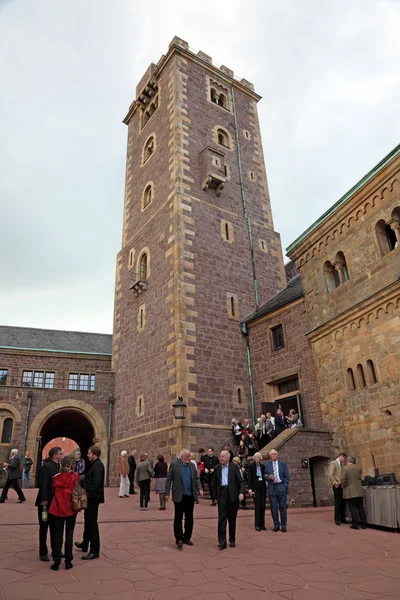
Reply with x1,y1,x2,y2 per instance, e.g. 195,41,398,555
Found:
286,143,400,255
243,274,304,324
0,326,112,355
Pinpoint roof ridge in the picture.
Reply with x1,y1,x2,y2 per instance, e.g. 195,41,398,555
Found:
0,324,112,337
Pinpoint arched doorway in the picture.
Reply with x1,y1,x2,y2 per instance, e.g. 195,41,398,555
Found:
309,456,332,507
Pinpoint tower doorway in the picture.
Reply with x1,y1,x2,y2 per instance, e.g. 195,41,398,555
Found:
309,456,332,507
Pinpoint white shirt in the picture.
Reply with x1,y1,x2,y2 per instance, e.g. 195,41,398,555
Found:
221,464,229,486
272,460,282,483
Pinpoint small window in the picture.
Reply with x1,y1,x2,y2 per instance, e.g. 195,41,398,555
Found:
137,395,144,416
366,360,377,385
138,304,146,331
230,296,235,317
335,252,349,283
142,135,155,164
210,88,218,104
0,369,8,385
278,376,299,395
217,128,230,148
1,417,13,443
375,219,397,256
356,364,366,388
249,171,255,181
237,388,242,404
347,368,356,391
68,373,95,391
139,253,148,280
128,248,135,269
218,93,227,109
225,222,230,241
386,224,397,251
271,324,285,351
227,293,239,319
243,130,251,140
142,184,153,209
22,371,33,386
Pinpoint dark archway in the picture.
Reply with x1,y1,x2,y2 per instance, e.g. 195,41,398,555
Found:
309,456,332,507
35,410,95,485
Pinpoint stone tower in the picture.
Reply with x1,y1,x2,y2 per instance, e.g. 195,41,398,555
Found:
111,37,285,471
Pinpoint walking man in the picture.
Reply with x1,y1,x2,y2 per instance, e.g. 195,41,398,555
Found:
34,446,62,561
341,456,367,530
212,450,245,549
329,452,347,525
203,447,219,506
128,449,137,494
265,449,289,532
164,448,203,548
22,450,34,489
0,449,26,504
75,445,105,560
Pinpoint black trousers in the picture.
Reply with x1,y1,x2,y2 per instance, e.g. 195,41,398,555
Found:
333,486,346,522
347,497,367,526
253,486,266,529
139,479,150,508
128,472,135,494
38,507,56,557
0,479,25,502
217,487,239,544
205,473,216,502
173,494,194,542
82,498,100,554
53,514,77,563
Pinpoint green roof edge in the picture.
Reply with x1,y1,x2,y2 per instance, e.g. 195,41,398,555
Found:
0,345,112,356
286,143,400,255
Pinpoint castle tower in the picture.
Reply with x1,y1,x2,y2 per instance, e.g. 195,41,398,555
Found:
111,37,286,471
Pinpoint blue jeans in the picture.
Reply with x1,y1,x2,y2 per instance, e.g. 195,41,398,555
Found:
22,469,33,488
269,483,287,528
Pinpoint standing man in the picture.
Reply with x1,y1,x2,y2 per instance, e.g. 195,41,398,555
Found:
274,409,287,436
0,449,26,504
22,450,34,489
341,456,367,530
75,445,105,560
329,452,347,526
128,449,137,494
212,450,245,549
34,446,62,561
265,449,289,532
203,447,219,506
164,448,203,548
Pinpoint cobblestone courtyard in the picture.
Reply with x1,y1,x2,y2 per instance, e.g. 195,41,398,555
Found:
0,489,399,600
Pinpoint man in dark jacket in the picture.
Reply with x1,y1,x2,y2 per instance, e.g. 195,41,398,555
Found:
128,449,137,494
75,445,105,560
212,450,245,549
0,449,26,504
274,409,287,436
34,446,62,560
203,447,219,506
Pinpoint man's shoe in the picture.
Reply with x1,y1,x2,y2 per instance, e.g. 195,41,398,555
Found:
255,527,261,531
176,540,183,549
82,553,100,560
261,526,267,531
341,519,351,524
361,523,367,529
210,502,216,506
65,562,73,570
0,501,4,504
281,527,287,532
229,541,236,548
17,498,26,503
334,519,341,526
273,526,280,532
40,555,49,562
50,562,60,571
74,542,88,551
350,524,359,530
183,540,193,546
218,543,227,550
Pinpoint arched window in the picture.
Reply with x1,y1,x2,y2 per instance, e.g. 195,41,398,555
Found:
334,251,349,284
356,364,366,388
347,368,356,392
323,261,336,293
139,253,148,280
366,359,377,385
230,296,235,317
386,225,397,251
142,135,155,164
376,219,397,255
225,222,230,241
139,397,142,413
218,93,227,109
1,417,13,443
237,388,242,404
210,88,218,104
142,183,153,209
217,128,230,148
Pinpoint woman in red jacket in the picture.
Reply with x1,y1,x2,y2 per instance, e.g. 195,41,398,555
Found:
49,456,79,570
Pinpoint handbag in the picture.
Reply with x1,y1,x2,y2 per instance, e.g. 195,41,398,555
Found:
71,472,87,512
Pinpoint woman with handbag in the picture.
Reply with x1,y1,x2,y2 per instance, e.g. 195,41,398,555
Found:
49,456,80,570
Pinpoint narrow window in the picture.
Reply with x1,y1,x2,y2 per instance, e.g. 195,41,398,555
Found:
356,364,366,388
224,165,228,177
366,360,377,385
230,296,235,317
375,219,396,256
249,171,255,180
237,388,242,404
347,368,356,391
143,184,152,209
143,135,155,164
44,372,55,389
210,88,218,104
33,371,44,387
22,370,33,386
68,373,78,390
0,369,8,385
324,261,336,293
1,418,13,443
218,93,227,108
261,241,265,250
140,309,144,329
386,224,397,251
225,222,230,241
139,253,148,280
217,128,230,148
271,324,285,351
128,248,135,269
90,375,96,391
335,251,349,283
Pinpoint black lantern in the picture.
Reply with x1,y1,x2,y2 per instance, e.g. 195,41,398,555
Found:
172,396,187,420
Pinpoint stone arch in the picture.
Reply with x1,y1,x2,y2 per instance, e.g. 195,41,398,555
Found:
0,403,22,424
27,399,108,478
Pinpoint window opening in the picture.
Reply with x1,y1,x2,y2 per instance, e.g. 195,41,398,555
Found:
225,222,230,241
278,376,299,395
356,364,366,388
347,368,356,391
230,296,235,317
386,224,397,251
217,128,229,148
0,369,8,385
143,184,152,209
271,324,285,351
139,253,148,280
237,388,242,404
1,418,13,443
366,359,377,385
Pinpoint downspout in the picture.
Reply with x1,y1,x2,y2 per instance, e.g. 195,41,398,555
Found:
231,85,259,309
241,322,256,426
106,393,115,487
22,391,33,456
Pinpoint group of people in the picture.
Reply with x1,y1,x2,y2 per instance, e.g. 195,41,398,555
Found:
231,409,302,454
330,452,367,530
118,450,169,510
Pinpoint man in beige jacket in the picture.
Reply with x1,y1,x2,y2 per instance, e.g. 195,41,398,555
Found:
329,452,347,525
341,456,367,530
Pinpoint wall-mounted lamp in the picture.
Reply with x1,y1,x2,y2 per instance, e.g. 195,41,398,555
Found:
172,396,187,420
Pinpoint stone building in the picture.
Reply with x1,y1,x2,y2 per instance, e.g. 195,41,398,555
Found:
287,143,400,478
110,36,286,477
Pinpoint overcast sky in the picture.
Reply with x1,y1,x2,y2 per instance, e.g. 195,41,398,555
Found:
1,0,399,334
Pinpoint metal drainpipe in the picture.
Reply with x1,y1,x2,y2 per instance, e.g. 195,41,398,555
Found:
22,391,33,457
231,85,259,309
106,393,115,487
241,322,256,426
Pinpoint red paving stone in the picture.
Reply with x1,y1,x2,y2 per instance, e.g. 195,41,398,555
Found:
0,488,399,599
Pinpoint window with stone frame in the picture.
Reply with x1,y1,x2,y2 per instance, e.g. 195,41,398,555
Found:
68,373,96,391
0,369,8,385
356,364,366,388
139,82,159,131
22,370,55,388
265,373,303,425
347,367,356,391
271,324,285,351
1,417,13,443
142,183,153,210
366,359,378,385
217,128,230,149
209,79,231,111
375,209,399,255
324,252,349,292
142,134,156,165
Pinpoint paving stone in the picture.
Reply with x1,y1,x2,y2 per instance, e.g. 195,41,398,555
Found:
134,578,176,591
152,586,200,600
93,579,133,596
2,582,56,599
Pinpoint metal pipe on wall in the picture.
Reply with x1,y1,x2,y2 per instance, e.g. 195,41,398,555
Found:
106,393,115,487
22,391,33,457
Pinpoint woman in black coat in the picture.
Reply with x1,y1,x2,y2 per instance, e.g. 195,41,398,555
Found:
247,453,267,531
